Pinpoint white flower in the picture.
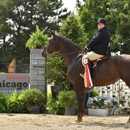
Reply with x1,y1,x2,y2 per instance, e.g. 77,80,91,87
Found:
87,96,118,109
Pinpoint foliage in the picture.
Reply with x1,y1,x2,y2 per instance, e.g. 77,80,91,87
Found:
87,96,118,109
119,97,124,107
0,70,7,73
92,89,99,97
0,0,70,60
7,90,25,113
59,13,88,49
58,90,78,109
0,89,47,113
18,88,47,112
47,93,65,115
78,0,130,54
0,93,10,112
42,54,72,90
21,57,30,64
26,25,49,49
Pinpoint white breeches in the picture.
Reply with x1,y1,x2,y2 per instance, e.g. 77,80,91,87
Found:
83,51,104,61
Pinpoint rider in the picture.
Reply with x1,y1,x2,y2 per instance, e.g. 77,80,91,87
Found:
83,18,111,61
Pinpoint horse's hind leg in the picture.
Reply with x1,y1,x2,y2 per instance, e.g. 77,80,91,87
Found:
73,83,84,122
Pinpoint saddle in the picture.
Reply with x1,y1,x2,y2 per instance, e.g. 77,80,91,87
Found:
91,55,109,68
80,55,110,87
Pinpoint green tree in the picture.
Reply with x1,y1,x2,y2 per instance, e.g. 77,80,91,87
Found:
77,0,130,54
59,13,88,49
0,0,70,60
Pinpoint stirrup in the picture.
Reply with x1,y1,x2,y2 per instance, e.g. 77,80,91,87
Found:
80,73,84,78
92,64,96,68
92,59,102,68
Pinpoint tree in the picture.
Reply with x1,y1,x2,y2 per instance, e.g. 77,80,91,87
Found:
0,0,70,60
77,0,130,54
59,13,88,49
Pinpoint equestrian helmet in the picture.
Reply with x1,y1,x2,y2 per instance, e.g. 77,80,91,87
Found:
97,18,107,25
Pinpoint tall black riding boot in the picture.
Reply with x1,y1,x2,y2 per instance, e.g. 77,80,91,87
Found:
88,61,92,76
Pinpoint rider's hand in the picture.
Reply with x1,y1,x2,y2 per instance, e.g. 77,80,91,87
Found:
83,54,88,59
85,46,90,52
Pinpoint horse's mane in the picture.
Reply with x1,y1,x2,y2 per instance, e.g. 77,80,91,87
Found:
56,34,81,51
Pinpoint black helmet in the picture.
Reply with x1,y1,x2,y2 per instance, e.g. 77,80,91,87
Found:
97,18,107,25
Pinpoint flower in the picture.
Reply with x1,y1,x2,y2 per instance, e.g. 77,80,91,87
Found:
87,96,118,109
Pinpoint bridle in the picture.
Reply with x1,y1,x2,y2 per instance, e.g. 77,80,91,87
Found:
43,36,84,57
43,36,57,55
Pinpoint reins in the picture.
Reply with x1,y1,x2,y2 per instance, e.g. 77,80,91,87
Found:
50,50,84,57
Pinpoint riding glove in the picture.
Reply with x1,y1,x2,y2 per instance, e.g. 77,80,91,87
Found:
85,46,90,52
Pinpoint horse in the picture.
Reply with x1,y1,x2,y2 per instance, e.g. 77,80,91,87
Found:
41,31,130,122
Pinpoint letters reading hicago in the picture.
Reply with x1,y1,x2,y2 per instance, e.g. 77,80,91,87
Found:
0,80,28,90
0,74,28,90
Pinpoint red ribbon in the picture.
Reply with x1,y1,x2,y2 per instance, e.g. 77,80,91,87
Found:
82,58,93,87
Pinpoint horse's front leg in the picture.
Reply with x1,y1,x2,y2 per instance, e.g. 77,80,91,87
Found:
74,84,85,122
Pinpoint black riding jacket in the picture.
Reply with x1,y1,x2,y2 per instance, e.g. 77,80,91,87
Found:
87,26,110,56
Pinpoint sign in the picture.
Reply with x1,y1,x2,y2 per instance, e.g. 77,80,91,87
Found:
30,49,46,92
33,64,45,68
0,73,29,90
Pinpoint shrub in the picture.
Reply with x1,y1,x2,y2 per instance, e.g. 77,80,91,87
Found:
47,93,65,115
0,93,10,112
18,88,47,112
92,89,99,97
7,90,26,113
58,90,77,109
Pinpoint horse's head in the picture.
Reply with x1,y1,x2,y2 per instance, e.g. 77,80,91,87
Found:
41,30,59,57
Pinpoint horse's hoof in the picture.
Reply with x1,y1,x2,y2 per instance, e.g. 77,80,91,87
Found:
76,119,82,123
127,117,130,124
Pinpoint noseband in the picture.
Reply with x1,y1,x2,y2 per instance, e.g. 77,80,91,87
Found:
44,37,58,56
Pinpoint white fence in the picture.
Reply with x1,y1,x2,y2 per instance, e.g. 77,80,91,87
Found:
93,80,130,114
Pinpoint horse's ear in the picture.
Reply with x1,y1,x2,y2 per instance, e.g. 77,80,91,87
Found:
50,30,55,37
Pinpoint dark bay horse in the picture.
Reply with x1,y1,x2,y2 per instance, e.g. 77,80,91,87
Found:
41,31,130,122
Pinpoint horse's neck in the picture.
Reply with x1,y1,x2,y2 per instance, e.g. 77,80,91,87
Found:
58,40,80,68
61,52,79,68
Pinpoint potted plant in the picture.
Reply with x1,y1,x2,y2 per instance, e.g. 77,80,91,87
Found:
18,88,47,113
87,96,118,116
25,25,48,49
58,90,77,115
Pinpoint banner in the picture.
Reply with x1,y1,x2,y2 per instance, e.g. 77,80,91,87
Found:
0,73,29,91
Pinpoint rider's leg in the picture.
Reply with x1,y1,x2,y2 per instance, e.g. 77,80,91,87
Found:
83,51,104,61
83,51,104,74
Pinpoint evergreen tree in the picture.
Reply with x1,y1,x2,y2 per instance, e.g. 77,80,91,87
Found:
0,0,70,60
59,13,88,49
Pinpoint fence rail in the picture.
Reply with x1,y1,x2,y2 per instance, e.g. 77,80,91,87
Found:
93,80,130,114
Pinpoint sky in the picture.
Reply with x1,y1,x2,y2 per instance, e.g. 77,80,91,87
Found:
62,0,77,11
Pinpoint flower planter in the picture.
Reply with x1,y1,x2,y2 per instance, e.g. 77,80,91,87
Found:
29,106,40,114
51,86,64,98
65,108,76,115
88,108,108,116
